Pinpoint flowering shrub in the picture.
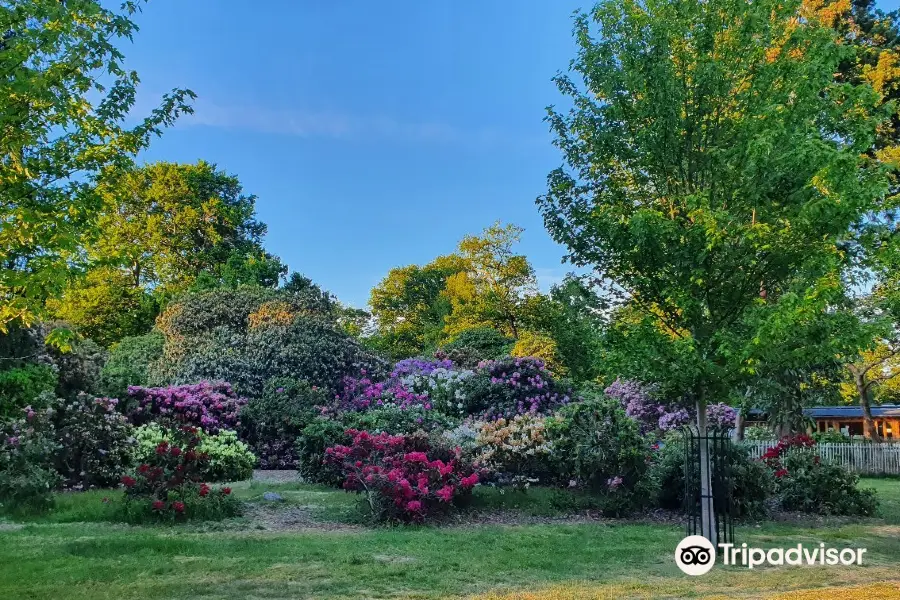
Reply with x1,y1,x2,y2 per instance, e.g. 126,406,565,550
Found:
240,378,327,469
759,434,816,470
327,372,431,413
53,394,135,489
325,429,478,522
545,398,650,515
705,403,738,430
0,409,60,513
460,357,573,420
296,408,458,486
438,420,483,461
604,379,662,434
127,381,246,434
152,287,388,398
658,409,691,432
391,358,454,378
399,367,474,417
605,379,736,434
773,448,878,516
120,426,241,522
134,423,255,482
475,415,553,489
757,435,877,516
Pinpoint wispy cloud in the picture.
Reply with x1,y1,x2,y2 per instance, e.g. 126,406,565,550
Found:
172,97,539,148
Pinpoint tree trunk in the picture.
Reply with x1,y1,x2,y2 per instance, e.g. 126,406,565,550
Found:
696,395,718,546
734,409,745,441
852,367,883,443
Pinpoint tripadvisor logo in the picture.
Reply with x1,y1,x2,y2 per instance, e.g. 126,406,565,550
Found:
675,536,867,575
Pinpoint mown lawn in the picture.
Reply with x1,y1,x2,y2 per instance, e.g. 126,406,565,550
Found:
0,478,898,600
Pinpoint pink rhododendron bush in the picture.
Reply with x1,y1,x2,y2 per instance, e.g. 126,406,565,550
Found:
325,429,479,523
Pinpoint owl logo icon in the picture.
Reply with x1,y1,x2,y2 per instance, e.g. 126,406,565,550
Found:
675,535,716,575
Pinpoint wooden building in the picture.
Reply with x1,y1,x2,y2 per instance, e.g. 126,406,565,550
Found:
807,405,900,440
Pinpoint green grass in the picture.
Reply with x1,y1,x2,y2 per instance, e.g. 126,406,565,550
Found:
0,478,897,599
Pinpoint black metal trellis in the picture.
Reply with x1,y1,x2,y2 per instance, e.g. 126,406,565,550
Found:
683,426,734,546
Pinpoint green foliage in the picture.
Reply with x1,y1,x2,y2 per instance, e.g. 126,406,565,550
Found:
0,411,60,514
192,249,287,292
52,395,135,489
522,276,605,382
510,330,566,377
651,433,773,519
239,378,329,469
0,0,193,333
133,423,255,483
439,327,513,367
0,364,57,420
46,268,159,347
153,287,385,398
442,222,538,339
813,429,851,443
296,418,348,486
49,337,106,400
369,255,467,359
100,331,165,402
776,449,878,516
538,0,893,411
545,397,651,514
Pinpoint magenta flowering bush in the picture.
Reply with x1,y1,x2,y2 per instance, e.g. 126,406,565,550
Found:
127,381,246,434
325,429,478,522
325,372,431,414
459,357,573,420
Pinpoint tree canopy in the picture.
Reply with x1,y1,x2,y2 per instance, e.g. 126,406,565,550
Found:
0,0,194,335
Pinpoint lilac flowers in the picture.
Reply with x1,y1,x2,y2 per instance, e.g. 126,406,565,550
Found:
127,381,247,434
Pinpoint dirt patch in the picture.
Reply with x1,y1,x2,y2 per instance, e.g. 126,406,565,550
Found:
241,503,364,533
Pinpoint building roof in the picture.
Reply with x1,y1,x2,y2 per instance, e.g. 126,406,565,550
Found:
804,405,900,419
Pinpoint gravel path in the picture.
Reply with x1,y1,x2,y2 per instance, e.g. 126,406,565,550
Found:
252,469,301,483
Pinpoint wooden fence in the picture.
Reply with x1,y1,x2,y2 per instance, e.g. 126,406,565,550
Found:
742,441,900,475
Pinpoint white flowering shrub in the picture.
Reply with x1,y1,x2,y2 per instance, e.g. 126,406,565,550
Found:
400,368,475,417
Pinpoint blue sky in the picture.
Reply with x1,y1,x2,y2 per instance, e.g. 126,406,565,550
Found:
125,0,900,307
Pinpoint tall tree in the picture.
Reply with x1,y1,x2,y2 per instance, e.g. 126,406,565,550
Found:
443,222,538,339
49,161,282,344
538,0,893,542
0,0,194,335
369,254,467,359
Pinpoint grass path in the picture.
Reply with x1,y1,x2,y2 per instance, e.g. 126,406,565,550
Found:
0,477,897,599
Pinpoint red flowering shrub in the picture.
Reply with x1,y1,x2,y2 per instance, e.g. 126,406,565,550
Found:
758,434,877,516
759,434,815,470
325,429,479,523
119,426,240,523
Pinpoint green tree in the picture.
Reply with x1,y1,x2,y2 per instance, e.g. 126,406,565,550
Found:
443,222,538,338
369,255,467,359
538,0,892,541
0,0,194,333
52,161,281,345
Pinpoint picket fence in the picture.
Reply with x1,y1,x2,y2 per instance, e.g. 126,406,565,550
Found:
742,441,900,475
